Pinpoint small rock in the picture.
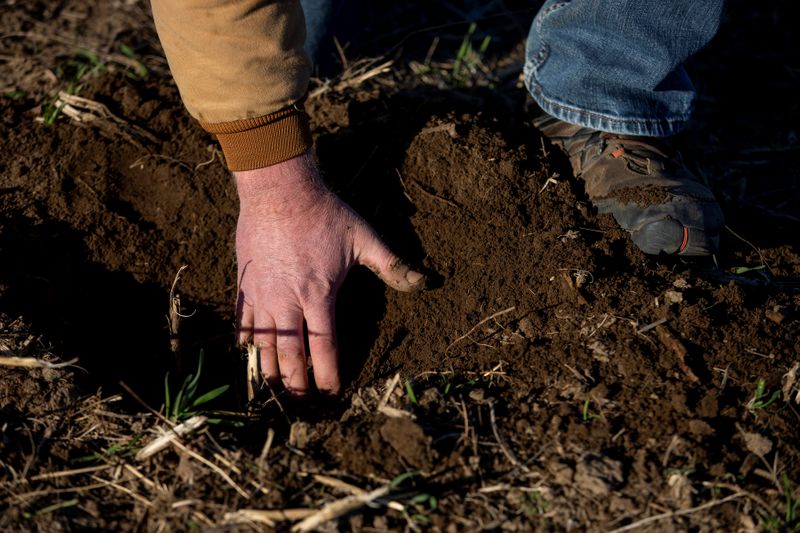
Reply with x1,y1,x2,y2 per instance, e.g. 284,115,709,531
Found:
589,383,609,399
588,339,611,362
664,290,683,304
782,361,800,404
696,391,719,418
348,513,364,531
517,317,536,339
289,421,312,449
515,419,533,436
177,451,196,484
739,514,758,533
548,460,574,486
468,389,485,402
574,455,624,497
688,419,714,437
41,367,61,382
765,306,787,324
380,417,436,470
668,472,694,509
372,515,388,530
741,430,773,458
673,278,691,289
82,500,100,519
419,387,439,408
739,453,758,477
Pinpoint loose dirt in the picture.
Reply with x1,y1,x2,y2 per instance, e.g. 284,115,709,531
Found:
1,1,799,531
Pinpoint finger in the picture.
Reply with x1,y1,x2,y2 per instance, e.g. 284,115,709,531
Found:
253,309,279,387
236,289,254,345
305,301,340,395
355,226,426,292
274,307,309,396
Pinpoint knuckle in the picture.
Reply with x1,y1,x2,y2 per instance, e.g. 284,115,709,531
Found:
252,334,275,349
310,332,337,353
298,277,337,305
276,341,305,361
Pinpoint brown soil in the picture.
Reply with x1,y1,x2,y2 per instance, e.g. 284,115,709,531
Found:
1,1,799,531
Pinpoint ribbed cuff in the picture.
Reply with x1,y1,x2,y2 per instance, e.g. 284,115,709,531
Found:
199,104,313,172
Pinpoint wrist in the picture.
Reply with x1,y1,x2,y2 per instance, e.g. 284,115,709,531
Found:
234,150,322,208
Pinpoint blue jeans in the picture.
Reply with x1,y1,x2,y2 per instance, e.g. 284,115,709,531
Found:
301,0,724,137
524,0,724,137
300,0,365,76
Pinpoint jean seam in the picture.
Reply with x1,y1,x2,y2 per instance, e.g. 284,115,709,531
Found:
535,1,571,32
527,76,691,129
524,42,550,77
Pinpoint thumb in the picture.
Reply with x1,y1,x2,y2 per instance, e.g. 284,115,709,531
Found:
354,225,426,292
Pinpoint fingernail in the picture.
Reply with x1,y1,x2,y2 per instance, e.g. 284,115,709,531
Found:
406,270,425,285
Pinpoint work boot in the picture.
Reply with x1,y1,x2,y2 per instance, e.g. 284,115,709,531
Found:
533,113,724,256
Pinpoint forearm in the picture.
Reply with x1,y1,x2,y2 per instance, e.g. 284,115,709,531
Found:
150,0,312,170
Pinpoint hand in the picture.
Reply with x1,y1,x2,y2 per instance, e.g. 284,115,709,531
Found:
234,151,425,396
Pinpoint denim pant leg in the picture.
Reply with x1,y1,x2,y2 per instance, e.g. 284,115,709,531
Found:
524,0,724,137
300,0,365,75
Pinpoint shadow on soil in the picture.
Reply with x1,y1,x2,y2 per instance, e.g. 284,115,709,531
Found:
0,215,236,408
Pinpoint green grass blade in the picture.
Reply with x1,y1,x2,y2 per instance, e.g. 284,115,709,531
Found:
119,43,135,58
732,265,766,275
453,23,477,80
186,350,205,397
478,35,491,54
190,384,230,408
390,470,418,489
33,498,79,516
164,371,172,418
405,380,418,406
173,374,193,420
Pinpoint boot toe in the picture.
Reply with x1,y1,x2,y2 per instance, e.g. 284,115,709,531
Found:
631,219,721,256
596,194,724,256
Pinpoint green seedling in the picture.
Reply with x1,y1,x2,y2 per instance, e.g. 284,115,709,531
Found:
23,498,79,519
383,472,439,529
783,473,799,526
732,265,767,275
410,492,438,510
405,380,419,406
581,398,602,421
435,373,452,396
41,95,64,126
747,379,780,416
390,470,419,489
72,435,143,464
3,90,25,100
407,490,437,526
521,490,550,518
40,49,105,125
41,77,85,126
451,22,492,87
760,511,782,532
57,48,106,85
760,502,800,533
164,350,230,422
119,43,148,79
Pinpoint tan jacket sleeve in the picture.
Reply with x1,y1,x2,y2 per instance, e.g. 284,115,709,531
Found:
150,0,312,171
